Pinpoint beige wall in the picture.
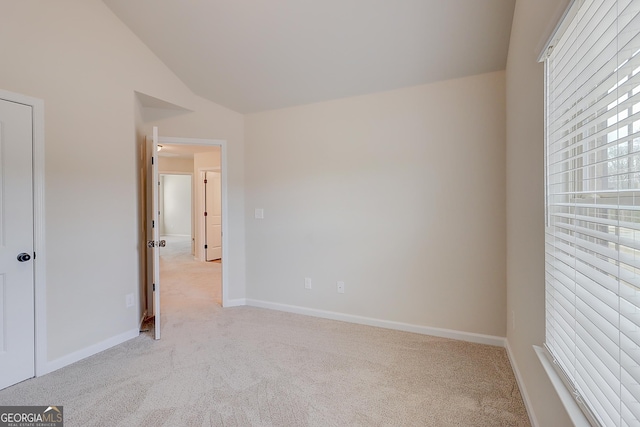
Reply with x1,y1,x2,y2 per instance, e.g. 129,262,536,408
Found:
158,157,196,247
505,0,573,425
0,0,245,363
194,152,221,170
160,175,192,236
159,157,194,174
245,71,507,336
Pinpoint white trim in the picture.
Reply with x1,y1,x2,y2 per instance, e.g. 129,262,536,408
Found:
246,299,506,347
534,346,591,427
505,340,539,427
224,298,247,307
42,328,139,375
156,137,231,308
0,89,47,378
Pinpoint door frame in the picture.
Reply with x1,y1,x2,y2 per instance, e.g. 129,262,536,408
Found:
157,136,230,307
159,172,194,253
0,89,46,377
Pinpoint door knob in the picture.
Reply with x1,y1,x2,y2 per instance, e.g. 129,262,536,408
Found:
17,252,31,262
147,240,166,248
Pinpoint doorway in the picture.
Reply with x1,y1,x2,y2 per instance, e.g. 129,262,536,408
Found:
158,170,220,306
145,136,228,338
159,173,193,248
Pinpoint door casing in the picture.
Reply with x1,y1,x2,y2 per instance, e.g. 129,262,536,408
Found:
0,89,46,376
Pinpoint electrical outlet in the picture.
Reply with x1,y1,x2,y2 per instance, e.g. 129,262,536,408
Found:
126,293,134,308
305,277,312,290
255,208,264,219
337,281,345,294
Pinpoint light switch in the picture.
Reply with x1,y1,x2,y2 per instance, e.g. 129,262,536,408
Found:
255,208,264,219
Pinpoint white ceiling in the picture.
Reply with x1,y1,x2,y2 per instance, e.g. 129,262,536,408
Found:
104,0,516,114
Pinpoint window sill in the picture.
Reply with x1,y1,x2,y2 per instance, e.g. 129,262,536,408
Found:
534,345,592,427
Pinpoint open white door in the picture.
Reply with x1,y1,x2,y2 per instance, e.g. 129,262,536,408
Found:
145,127,163,339
205,171,222,261
0,98,35,389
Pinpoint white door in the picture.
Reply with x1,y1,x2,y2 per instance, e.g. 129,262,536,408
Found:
145,127,161,340
205,171,221,261
0,99,35,389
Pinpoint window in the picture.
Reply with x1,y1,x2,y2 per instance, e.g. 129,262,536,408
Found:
544,0,640,425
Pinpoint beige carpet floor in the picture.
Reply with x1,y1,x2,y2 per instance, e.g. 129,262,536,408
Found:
159,235,222,306
0,237,530,426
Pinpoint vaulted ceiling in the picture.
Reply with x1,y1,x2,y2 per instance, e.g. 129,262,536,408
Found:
104,0,516,113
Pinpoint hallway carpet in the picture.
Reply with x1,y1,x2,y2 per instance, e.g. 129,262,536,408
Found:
0,238,530,426
159,235,221,306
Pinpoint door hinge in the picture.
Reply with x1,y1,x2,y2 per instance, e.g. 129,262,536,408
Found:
152,220,155,228
153,283,156,291
204,179,207,184
204,244,208,249
151,156,154,165
33,252,36,260
204,212,208,216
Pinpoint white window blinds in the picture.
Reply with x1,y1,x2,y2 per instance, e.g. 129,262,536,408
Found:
545,0,640,425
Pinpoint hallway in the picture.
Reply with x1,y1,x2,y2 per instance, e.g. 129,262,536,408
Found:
159,235,221,310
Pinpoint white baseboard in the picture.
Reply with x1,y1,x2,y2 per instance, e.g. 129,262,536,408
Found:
41,328,139,375
223,298,246,307
505,340,538,427
246,299,506,347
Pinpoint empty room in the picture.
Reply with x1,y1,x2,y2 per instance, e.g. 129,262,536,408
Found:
0,0,637,426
